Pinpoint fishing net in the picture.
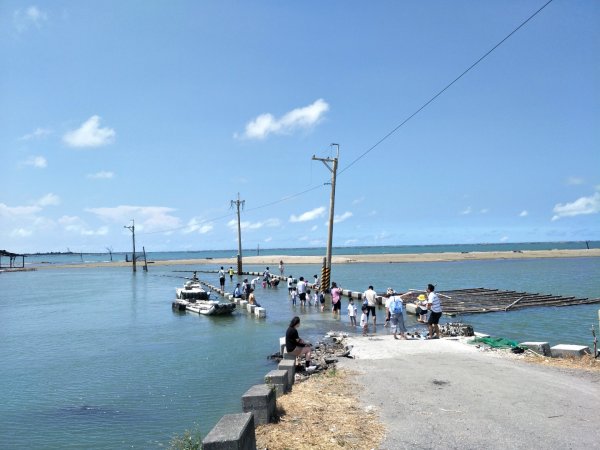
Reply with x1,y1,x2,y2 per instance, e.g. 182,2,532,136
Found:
469,336,519,348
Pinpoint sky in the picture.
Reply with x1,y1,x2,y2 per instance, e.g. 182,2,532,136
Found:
1,0,599,254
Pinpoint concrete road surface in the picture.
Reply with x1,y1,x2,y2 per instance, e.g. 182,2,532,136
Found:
338,336,599,450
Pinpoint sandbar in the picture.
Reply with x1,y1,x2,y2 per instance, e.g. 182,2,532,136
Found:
35,248,600,270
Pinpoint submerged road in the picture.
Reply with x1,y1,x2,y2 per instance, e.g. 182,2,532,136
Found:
338,337,599,450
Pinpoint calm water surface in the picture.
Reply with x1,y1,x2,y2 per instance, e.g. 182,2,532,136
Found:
1,257,599,448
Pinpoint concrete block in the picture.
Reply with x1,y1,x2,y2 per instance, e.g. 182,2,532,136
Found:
283,352,297,361
202,412,255,450
239,300,248,309
351,291,362,299
279,337,286,355
247,304,255,314
278,359,296,387
342,289,350,297
550,344,591,358
241,384,276,425
227,294,233,300
519,341,551,357
254,307,266,318
265,369,289,397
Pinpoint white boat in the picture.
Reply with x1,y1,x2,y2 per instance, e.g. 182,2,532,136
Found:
172,280,235,316
176,280,211,301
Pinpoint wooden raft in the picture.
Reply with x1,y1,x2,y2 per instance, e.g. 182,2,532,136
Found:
417,288,600,315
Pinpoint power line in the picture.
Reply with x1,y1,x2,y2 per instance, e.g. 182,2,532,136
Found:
136,0,554,237
338,0,555,175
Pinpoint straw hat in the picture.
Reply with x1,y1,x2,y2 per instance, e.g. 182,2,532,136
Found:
417,294,427,301
386,287,394,295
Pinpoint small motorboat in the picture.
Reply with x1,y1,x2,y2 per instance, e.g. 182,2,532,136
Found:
172,280,235,316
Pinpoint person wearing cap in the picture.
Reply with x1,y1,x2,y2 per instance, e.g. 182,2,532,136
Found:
386,289,413,339
416,294,429,323
384,287,394,327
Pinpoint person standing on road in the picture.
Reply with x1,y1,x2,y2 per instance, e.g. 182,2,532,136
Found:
362,285,378,327
218,266,226,290
426,284,443,339
387,288,412,340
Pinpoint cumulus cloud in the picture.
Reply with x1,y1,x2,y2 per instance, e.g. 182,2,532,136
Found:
519,210,529,217
290,206,326,223
460,206,472,215
19,127,52,141
0,203,41,218
36,193,60,206
236,99,329,140
10,228,33,237
184,218,213,234
58,215,108,236
86,205,181,232
13,6,48,32
551,191,600,221
63,115,115,148
22,155,47,168
327,211,353,225
352,196,365,205
227,218,281,231
87,171,115,179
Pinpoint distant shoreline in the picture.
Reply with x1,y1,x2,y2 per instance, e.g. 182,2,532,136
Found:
34,248,600,270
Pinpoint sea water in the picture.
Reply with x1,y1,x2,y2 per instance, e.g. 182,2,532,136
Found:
1,256,599,449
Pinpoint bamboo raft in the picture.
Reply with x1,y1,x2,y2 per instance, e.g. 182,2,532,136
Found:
409,288,600,315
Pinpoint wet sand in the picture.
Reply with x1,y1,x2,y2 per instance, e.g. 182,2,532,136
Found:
36,248,600,270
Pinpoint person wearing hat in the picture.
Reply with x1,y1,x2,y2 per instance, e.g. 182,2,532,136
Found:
384,287,395,327
416,294,429,323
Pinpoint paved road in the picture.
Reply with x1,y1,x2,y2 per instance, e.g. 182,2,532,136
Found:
338,336,600,450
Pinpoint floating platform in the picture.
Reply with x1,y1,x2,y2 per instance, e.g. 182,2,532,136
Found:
406,288,600,315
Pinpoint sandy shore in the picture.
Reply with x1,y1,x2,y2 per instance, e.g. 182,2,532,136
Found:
34,248,600,270
337,334,600,449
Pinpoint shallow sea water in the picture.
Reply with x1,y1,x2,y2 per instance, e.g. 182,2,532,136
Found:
1,257,599,448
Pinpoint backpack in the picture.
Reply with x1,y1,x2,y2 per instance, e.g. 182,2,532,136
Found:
390,298,403,314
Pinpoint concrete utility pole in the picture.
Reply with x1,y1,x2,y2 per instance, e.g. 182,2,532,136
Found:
124,219,136,273
312,143,339,291
231,193,245,274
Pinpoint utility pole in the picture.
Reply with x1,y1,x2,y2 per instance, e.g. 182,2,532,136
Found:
312,143,339,291
124,219,136,273
230,193,245,274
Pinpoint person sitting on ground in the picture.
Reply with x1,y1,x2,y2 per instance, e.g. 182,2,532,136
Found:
233,283,242,298
248,288,261,307
416,294,429,323
285,316,312,367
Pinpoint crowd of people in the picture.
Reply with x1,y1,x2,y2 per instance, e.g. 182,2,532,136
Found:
216,264,445,341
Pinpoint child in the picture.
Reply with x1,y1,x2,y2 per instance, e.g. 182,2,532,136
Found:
360,306,369,336
305,289,311,307
348,299,357,326
318,290,325,312
290,286,298,306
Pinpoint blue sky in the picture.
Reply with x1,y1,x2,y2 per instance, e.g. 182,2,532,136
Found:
1,1,599,253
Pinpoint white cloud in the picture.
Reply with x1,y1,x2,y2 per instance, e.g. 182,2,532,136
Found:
86,205,181,232
352,196,365,205
184,218,213,234
0,203,42,218
480,208,489,214
460,206,472,215
22,155,47,168
500,236,509,242
551,192,600,221
63,115,115,148
10,228,33,237
36,193,60,206
264,237,273,242
519,210,529,217
19,127,52,141
310,225,318,232
58,215,108,236
290,206,326,223
227,218,281,231
236,99,329,140
13,6,48,32
332,211,353,224
87,171,115,179
345,239,359,245
566,176,584,186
